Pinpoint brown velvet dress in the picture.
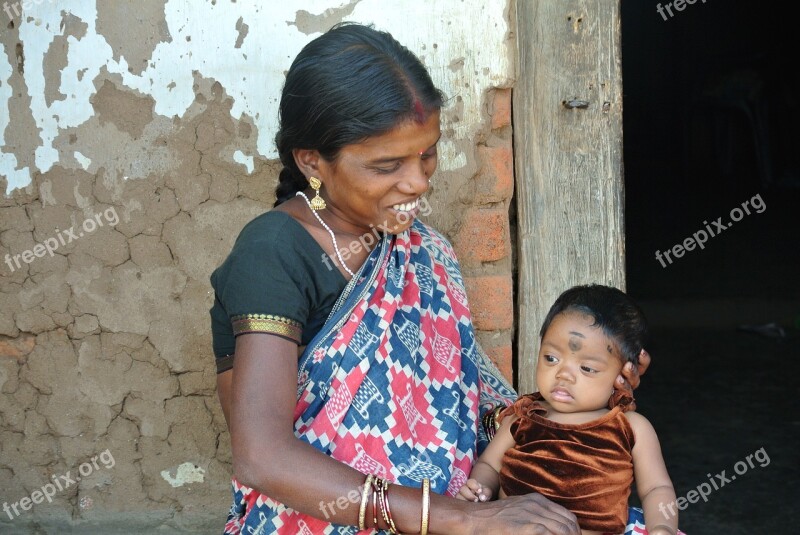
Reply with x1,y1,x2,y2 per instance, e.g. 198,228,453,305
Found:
498,393,635,533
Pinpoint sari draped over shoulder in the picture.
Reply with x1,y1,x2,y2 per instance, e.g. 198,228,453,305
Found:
223,220,516,535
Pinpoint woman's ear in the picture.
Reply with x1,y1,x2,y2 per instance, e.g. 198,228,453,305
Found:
293,148,322,178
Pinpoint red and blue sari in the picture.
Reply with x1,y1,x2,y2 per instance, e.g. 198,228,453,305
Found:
221,220,666,534
223,220,516,534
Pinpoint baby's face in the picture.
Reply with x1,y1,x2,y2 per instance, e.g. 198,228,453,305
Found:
536,312,624,413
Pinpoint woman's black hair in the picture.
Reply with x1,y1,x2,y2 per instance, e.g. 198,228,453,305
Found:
539,284,649,365
273,22,445,206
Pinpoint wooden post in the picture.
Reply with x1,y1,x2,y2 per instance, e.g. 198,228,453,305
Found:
513,0,625,393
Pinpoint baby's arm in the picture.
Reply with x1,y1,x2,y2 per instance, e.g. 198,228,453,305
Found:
627,411,678,535
457,414,517,502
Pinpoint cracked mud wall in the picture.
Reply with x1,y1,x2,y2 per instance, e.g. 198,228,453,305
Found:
0,1,515,532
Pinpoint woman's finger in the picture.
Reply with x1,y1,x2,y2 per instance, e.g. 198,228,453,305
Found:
620,360,640,390
614,362,639,410
503,494,581,534
638,348,652,375
527,492,580,531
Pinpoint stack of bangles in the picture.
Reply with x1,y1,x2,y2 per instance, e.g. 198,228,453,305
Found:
481,405,504,442
358,474,431,535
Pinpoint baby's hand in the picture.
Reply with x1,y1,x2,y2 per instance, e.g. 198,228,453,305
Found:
456,478,493,502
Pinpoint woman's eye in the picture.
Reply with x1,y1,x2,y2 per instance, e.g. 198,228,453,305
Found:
420,150,437,161
374,163,401,174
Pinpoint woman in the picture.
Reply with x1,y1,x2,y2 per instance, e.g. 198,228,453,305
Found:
211,22,647,534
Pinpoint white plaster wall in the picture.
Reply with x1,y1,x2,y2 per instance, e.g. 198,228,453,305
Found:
1,0,513,194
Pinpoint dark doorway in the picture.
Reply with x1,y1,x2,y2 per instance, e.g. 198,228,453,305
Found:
622,1,799,533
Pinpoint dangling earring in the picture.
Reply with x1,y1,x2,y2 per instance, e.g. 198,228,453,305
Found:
308,177,326,211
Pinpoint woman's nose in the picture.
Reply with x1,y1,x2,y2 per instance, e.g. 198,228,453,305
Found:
398,161,431,196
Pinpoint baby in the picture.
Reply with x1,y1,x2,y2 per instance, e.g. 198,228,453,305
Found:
459,284,679,535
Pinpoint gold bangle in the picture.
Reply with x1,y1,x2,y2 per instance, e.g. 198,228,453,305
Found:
420,478,430,535
372,476,379,529
482,405,504,441
376,478,398,534
358,474,374,530
384,482,398,534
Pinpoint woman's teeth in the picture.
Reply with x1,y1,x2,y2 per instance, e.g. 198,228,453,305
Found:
392,199,419,212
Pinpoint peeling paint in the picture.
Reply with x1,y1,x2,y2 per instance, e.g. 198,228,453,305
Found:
160,462,206,488
0,46,31,191
234,16,249,49
43,12,88,107
73,150,90,170
0,2,514,529
289,0,364,35
438,139,468,171
233,150,253,174
1,0,511,195
96,0,172,76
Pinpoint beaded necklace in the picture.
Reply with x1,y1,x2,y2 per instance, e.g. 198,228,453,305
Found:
296,191,356,278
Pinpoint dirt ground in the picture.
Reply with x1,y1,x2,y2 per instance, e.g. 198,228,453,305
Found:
623,173,800,533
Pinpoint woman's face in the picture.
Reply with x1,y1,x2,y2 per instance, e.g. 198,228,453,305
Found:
315,111,441,235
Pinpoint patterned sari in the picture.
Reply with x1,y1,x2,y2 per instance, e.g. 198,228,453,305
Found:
222,219,516,534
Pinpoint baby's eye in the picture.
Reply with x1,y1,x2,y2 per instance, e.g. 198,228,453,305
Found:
543,355,558,364
580,365,598,374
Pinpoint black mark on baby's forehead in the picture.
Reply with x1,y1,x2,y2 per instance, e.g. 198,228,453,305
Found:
568,337,582,352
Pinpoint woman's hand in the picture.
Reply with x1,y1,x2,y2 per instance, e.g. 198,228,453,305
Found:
459,492,580,535
614,348,651,410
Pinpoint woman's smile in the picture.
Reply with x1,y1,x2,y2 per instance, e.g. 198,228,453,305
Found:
391,198,421,213
308,111,441,236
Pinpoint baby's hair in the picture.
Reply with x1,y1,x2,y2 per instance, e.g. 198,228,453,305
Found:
539,284,649,365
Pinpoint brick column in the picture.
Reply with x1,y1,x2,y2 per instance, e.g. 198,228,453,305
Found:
453,88,516,385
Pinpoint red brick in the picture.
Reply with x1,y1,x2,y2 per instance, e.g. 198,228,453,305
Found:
454,208,510,265
464,275,513,331
484,343,513,384
476,144,514,203
491,88,512,130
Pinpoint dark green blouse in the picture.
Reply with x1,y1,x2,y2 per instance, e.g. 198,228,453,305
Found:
210,210,348,373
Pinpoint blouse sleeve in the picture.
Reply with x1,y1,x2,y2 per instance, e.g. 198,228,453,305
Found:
220,247,308,344
212,217,312,346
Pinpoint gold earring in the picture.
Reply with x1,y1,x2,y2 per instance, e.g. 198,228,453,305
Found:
308,177,326,211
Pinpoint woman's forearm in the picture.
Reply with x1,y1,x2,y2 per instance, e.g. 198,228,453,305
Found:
235,436,468,533
230,333,473,533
